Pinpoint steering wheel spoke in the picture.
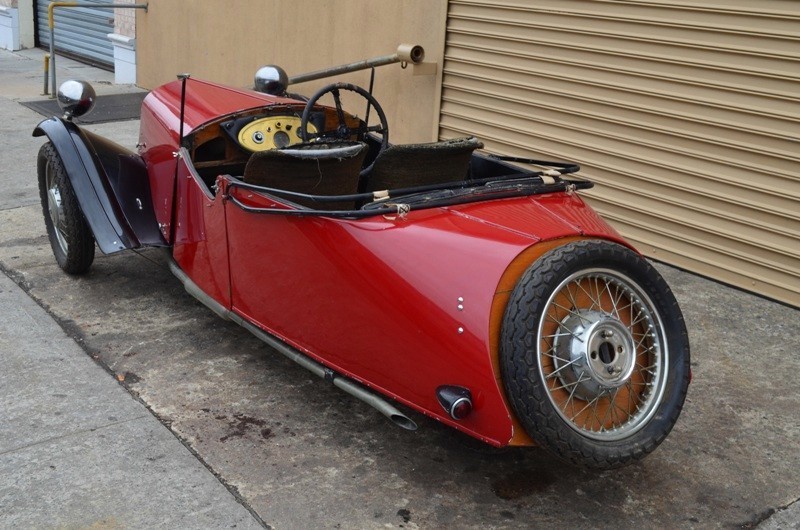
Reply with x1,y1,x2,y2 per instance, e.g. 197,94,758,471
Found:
330,89,348,126
299,82,389,175
365,124,386,134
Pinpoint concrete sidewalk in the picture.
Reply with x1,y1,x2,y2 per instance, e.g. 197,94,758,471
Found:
0,272,261,528
0,47,262,528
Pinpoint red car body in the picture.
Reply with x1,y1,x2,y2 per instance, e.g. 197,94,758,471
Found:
137,79,627,447
34,70,690,469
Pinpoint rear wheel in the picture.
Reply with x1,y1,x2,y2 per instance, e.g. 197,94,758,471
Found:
501,240,690,469
37,142,95,274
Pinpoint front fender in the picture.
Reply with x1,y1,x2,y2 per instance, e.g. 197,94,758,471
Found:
33,117,166,253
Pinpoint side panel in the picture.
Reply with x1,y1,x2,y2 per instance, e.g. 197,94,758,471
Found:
224,188,588,446
139,93,180,242
172,150,230,308
81,130,166,247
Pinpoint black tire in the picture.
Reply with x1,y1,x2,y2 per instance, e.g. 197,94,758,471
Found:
500,240,690,469
37,142,95,274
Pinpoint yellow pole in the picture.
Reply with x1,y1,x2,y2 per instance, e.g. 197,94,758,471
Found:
43,53,50,95
48,2,78,29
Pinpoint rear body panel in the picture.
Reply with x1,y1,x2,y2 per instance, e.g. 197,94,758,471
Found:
219,180,626,445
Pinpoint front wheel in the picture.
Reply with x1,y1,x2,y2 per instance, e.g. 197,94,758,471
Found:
37,142,95,274
501,240,690,469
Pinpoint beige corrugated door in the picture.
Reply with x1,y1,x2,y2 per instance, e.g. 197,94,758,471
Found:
440,0,800,307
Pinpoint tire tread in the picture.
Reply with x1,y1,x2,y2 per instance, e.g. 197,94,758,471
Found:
37,142,95,274
500,240,690,469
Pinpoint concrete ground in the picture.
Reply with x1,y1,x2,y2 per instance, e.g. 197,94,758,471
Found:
1,47,798,529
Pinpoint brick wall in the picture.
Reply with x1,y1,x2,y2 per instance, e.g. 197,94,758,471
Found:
114,0,135,38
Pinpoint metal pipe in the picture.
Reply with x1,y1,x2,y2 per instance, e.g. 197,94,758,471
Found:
167,259,418,432
47,2,149,97
238,318,417,431
287,44,424,86
177,73,190,144
331,376,418,431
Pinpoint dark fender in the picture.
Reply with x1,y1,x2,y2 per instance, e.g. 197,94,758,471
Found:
33,117,167,253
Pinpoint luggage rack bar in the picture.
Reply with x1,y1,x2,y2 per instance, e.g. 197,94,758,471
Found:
224,175,592,219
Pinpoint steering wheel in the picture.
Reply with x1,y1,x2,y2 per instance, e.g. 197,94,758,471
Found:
299,82,389,176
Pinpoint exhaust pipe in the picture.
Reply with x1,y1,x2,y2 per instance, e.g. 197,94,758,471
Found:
169,259,418,431
237,318,418,431
331,375,418,431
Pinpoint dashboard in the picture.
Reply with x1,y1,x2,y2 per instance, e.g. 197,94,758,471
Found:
221,113,322,152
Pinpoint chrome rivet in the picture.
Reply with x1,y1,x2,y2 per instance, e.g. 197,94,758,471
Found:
457,297,464,302
457,327,464,334
457,304,464,311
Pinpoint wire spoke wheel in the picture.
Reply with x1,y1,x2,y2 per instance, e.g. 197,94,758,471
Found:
37,142,95,274
540,270,666,440
501,240,690,469
45,160,70,255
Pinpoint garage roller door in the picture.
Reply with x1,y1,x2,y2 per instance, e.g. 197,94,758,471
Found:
36,0,114,67
440,0,800,307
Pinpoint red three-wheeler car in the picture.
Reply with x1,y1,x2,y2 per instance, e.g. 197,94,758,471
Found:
33,46,690,469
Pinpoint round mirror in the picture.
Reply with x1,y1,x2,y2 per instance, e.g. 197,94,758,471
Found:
57,79,96,120
254,65,288,96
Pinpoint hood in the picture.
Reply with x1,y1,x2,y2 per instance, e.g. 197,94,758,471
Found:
143,78,301,136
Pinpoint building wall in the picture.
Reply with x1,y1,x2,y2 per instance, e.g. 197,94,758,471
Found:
0,0,19,51
114,0,136,38
136,0,447,143
108,0,137,83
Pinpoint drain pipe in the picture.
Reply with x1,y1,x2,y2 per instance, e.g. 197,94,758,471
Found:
47,2,149,98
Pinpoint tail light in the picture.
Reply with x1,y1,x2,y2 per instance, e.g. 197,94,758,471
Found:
436,385,473,420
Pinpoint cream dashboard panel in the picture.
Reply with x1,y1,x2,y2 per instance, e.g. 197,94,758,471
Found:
237,116,317,151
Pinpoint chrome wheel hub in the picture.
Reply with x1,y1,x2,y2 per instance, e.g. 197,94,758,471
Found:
553,310,637,400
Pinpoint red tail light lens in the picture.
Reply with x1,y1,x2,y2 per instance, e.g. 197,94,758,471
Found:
436,385,473,420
